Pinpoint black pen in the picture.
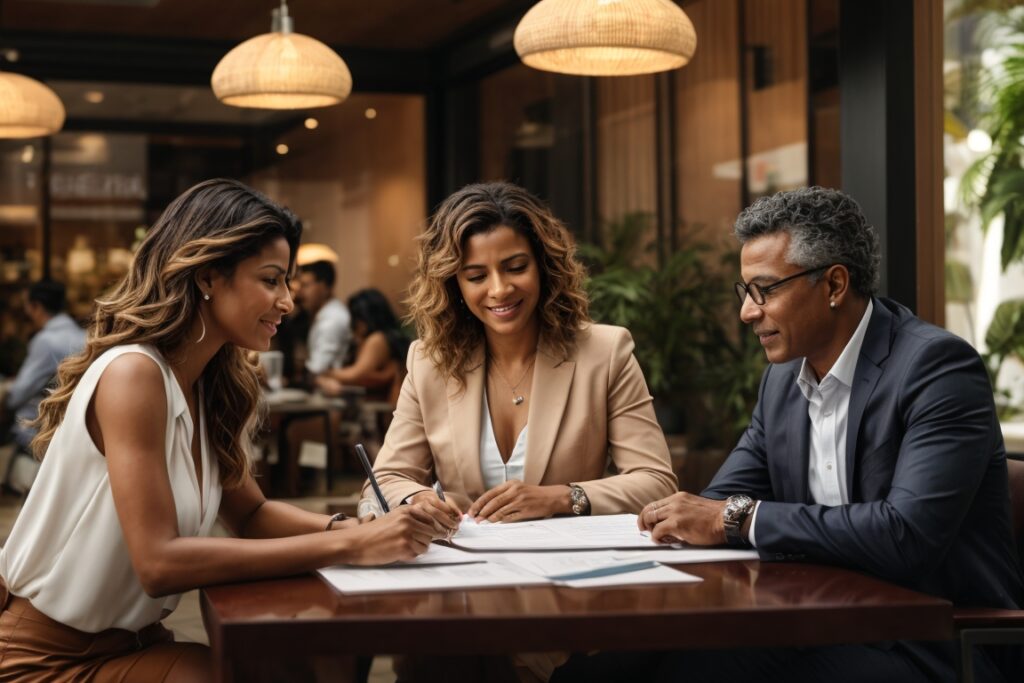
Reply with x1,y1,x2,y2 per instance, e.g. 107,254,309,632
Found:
355,443,390,514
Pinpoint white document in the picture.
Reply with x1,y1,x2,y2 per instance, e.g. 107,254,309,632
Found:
611,548,760,564
397,543,485,566
557,564,702,589
478,552,703,588
449,514,664,550
317,561,550,595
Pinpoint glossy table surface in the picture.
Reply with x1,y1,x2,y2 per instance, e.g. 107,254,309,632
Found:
201,560,952,660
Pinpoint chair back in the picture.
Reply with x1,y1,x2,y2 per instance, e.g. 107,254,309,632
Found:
1008,457,1024,561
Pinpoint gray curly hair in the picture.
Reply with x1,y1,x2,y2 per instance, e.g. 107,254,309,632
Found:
734,186,880,297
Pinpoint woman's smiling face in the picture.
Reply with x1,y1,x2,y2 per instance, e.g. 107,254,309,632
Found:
456,225,541,343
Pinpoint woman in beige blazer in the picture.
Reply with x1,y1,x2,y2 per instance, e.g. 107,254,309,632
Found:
372,181,676,525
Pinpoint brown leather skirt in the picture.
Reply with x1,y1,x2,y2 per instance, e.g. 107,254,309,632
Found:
0,580,203,682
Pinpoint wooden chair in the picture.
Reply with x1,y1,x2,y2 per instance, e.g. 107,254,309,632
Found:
956,456,1024,683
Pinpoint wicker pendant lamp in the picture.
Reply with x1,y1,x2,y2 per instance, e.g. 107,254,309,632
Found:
0,71,65,138
212,0,351,110
514,0,697,77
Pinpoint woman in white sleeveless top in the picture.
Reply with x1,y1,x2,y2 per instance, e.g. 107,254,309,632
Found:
0,179,451,682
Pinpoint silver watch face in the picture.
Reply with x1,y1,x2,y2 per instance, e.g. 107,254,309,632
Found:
724,495,753,524
570,486,587,515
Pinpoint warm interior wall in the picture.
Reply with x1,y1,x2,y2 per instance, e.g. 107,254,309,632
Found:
248,93,426,314
596,75,657,227
675,0,743,247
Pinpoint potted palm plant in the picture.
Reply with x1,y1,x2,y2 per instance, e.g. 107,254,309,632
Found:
580,213,765,489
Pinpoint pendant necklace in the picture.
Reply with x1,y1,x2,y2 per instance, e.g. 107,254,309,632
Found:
489,353,536,406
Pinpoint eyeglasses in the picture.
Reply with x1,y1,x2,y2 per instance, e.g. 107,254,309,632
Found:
734,265,831,306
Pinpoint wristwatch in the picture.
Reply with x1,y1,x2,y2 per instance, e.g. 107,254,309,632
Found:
569,484,591,516
722,494,755,547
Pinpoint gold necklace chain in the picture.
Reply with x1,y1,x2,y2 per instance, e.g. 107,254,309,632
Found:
488,353,536,406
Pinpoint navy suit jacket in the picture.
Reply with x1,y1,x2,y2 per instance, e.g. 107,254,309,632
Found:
705,298,1023,611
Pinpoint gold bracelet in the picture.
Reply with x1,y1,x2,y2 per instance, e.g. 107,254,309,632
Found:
325,512,348,531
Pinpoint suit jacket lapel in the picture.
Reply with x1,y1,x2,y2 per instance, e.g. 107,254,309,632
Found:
845,299,893,501
523,344,575,485
448,347,486,495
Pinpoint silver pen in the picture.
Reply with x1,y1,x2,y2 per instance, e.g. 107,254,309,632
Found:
432,480,457,540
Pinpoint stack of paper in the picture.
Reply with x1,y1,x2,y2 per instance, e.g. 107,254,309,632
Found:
316,514,759,595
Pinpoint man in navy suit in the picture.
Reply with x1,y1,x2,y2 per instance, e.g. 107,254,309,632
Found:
555,187,1022,682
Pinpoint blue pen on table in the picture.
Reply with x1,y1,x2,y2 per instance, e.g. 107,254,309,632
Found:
355,443,390,514
547,561,661,583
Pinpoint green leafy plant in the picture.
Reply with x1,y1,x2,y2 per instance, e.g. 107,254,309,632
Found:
961,11,1024,269
983,298,1024,418
581,213,765,448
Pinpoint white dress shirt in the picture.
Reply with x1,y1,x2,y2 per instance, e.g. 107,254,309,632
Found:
479,388,527,489
305,297,352,374
749,300,873,546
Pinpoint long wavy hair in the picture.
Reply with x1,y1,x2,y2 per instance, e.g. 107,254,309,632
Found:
348,288,411,364
407,181,590,386
32,178,302,489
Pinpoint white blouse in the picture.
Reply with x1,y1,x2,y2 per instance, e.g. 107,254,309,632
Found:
0,344,221,633
479,388,527,489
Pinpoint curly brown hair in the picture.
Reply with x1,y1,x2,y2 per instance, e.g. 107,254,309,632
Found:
32,178,302,489
406,181,590,385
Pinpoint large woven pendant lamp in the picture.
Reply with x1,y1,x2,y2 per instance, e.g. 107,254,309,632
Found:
0,71,65,138
212,0,351,110
514,0,697,77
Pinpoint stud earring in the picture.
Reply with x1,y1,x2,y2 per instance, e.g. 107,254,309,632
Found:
829,300,836,310
203,293,210,301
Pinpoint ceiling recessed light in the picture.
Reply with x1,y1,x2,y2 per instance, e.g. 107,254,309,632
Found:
364,108,377,120
276,143,289,155
84,90,105,104
304,117,319,130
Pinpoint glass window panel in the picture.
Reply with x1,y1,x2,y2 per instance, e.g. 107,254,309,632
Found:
674,0,743,246
743,0,809,200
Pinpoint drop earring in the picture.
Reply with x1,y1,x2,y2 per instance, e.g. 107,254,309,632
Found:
195,311,207,344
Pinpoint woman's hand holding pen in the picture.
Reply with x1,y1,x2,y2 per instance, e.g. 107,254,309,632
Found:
468,480,569,522
332,504,438,565
408,490,462,538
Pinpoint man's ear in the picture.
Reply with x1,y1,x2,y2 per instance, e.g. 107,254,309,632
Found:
826,264,851,306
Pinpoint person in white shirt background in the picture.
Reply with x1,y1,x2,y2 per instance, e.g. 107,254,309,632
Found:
296,259,352,384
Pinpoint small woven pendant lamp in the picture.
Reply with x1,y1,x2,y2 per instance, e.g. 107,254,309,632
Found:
0,71,65,138
514,0,697,77
212,0,351,110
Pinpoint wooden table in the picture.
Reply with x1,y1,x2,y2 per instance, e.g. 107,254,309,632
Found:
264,391,347,496
201,560,952,681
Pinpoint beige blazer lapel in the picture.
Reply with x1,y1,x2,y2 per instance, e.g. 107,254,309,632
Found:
447,347,486,495
523,345,575,484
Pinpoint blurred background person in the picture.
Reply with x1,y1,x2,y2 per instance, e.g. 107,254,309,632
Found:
315,287,411,405
296,260,351,387
0,280,86,494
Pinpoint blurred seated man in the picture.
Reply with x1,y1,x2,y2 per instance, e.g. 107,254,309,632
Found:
1,280,86,492
556,187,1024,683
296,260,351,385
